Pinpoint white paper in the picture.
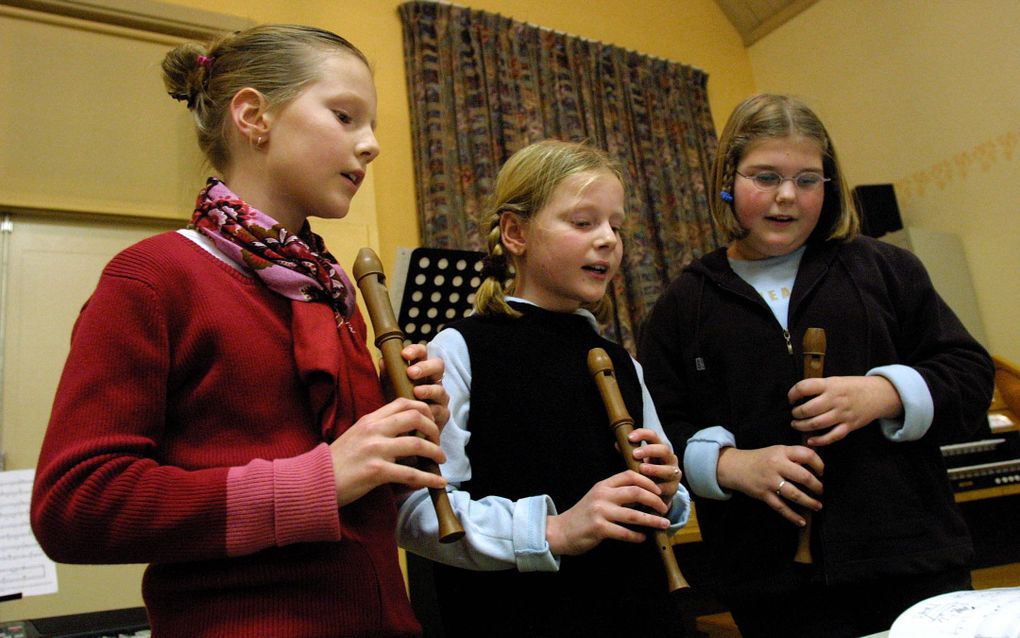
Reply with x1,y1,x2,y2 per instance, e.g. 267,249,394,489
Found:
889,587,1020,638
0,469,59,598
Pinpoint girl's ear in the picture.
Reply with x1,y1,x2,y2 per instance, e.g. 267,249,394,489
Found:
229,87,271,143
500,211,528,257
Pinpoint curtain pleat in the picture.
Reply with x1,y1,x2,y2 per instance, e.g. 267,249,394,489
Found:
399,1,721,351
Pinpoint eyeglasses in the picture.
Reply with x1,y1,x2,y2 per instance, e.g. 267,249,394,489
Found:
736,171,831,192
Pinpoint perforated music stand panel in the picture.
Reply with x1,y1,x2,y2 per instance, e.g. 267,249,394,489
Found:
392,247,486,345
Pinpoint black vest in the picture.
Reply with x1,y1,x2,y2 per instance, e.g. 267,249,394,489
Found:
431,304,680,637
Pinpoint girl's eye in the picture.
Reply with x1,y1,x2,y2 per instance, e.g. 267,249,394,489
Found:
795,173,825,188
334,111,352,124
573,219,591,228
753,172,783,187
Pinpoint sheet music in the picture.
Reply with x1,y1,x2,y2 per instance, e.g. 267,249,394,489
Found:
889,587,1020,638
1,469,59,599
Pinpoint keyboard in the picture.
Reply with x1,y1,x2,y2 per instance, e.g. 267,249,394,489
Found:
0,607,148,638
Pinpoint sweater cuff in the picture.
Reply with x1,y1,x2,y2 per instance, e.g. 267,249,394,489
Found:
226,443,341,556
867,365,934,442
512,495,560,572
683,426,735,500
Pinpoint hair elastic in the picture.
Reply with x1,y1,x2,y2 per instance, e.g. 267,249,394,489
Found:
720,191,734,203
197,55,215,70
480,254,508,281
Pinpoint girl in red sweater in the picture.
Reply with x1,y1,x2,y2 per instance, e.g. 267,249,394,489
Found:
31,24,447,637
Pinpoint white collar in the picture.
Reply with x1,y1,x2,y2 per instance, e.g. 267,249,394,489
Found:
505,296,600,331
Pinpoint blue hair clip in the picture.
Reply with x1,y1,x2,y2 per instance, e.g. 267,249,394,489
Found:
720,191,734,203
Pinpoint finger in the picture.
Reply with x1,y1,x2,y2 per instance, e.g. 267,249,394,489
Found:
790,414,828,434
791,414,839,440
367,457,447,492
766,486,810,526
613,484,669,514
370,396,434,421
601,499,671,530
412,382,448,405
406,355,444,383
428,404,451,430
607,469,664,495
386,431,447,465
396,397,439,421
598,522,649,544
377,407,442,444
769,496,808,527
791,392,835,423
639,461,680,483
401,465,449,491
640,461,679,481
632,442,671,463
788,377,824,405
788,446,825,477
400,343,428,364
627,427,662,445
777,480,823,512
619,509,671,532
784,464,824,499
805,424,849,448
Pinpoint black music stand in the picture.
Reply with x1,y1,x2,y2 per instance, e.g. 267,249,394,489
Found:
391,247,486,346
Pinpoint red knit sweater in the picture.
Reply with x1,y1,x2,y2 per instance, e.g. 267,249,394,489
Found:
31,232,420,637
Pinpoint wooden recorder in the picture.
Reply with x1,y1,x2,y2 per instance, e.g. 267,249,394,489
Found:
794,327,826,564
353,247,465,544
588,347,689,592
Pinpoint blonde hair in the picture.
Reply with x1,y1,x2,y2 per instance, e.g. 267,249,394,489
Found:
711,93,860,244
474,140,624,321
161,24,369,173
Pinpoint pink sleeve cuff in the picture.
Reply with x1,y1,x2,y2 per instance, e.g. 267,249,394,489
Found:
225,443,341,556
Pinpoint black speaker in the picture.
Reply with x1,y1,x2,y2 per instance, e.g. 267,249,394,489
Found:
852,183,903,238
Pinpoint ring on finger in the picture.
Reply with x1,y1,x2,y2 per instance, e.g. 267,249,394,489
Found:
775,479,787,496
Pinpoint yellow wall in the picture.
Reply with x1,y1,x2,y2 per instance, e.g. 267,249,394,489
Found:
161,0,755,279
749,0,1020,364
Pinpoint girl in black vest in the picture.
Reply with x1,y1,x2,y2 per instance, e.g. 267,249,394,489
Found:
398,140,691,637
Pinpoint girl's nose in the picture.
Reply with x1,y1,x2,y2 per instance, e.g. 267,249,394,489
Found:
357,128,380,163
775,179,797,202
595,221,619,248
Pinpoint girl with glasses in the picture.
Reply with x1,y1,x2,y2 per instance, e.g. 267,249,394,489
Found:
638,93,993,637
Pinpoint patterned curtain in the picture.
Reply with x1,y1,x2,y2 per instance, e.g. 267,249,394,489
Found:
399,1,720,351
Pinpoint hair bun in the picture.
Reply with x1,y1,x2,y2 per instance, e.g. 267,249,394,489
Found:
161,42,210,109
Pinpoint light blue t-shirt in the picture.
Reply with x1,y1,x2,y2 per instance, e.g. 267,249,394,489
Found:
727,246,804,330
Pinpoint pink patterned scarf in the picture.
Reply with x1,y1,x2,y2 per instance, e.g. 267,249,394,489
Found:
190,177,385,442
190,177,356,324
